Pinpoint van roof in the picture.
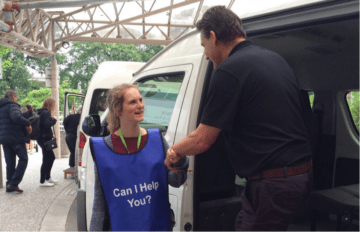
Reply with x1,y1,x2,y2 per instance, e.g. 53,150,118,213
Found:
134,29,203,76
88,61,145,90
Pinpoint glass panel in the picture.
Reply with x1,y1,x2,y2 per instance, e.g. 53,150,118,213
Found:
89,89,108,117
67,95,84,115
346,91,359,132
138,73,185,132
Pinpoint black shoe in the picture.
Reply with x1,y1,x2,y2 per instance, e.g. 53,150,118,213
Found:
6,184,23,193
6,185,14,192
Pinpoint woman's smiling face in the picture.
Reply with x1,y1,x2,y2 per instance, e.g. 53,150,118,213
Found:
120,87,144,123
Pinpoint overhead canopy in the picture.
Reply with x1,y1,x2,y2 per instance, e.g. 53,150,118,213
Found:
0,0,324,58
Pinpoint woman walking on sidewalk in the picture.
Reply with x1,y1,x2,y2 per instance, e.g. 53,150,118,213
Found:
37,97,58,187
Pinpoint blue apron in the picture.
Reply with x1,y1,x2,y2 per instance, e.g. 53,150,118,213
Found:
91,128,170,231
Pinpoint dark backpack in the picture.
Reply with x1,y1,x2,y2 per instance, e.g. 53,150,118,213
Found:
28,112,44,140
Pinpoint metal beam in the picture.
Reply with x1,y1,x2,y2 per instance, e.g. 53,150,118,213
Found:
67,36,172,45
57,19,193,27
54,0,201,42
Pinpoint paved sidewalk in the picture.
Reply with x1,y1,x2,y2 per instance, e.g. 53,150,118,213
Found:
0,145,76,231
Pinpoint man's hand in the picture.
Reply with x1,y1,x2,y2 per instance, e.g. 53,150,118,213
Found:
165,148,183,173
51,115,57,120
26,125,32,134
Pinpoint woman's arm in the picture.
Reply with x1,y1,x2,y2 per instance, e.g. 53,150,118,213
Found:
168,156,189,188
89,163,108,231
63,115,69,133
43,111,57,128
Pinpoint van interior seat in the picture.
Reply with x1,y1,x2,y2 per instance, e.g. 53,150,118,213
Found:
336,184,359,198
308,184,359,231
299,90,359,230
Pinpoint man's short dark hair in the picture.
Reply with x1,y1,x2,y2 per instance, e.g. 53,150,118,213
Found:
4,90,18,99
196,5,247,43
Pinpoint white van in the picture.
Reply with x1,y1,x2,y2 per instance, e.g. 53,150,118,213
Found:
78,1,359,231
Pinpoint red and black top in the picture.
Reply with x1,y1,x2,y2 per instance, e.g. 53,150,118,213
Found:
111,134,148,154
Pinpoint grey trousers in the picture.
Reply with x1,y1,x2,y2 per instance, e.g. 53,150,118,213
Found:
235,170,312,231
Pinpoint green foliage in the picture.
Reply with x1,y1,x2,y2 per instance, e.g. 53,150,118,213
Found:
0,51,34,100
308,92,314,108
348,91,359,132
0,42,163,112
64,42,163,93
19,83,81,113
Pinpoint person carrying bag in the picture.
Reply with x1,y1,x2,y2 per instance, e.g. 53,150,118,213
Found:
36,97,58,187
44,126,57,151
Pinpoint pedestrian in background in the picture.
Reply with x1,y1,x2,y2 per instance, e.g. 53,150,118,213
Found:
37,97,58,187
0,90,32,193
63,105,82,169
22,104,35,155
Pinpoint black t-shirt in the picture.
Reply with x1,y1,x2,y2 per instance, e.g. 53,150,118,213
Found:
200,40,312,177
64,114,81,135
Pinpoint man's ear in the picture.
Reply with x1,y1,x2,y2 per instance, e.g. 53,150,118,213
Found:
209,30,217,45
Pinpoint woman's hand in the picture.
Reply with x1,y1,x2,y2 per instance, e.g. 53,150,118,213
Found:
26,125,32,134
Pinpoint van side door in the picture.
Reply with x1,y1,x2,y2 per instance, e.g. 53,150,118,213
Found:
132,64,193,231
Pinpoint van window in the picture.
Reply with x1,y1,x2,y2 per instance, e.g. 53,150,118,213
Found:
89,89,108,117
138,73,185,132
346,91,359,132
308,91,315,108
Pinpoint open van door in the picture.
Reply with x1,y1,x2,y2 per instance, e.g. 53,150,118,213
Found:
63,92,85,182
64,92,85,118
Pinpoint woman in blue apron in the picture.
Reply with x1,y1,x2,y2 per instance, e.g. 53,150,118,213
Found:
90,83,189,231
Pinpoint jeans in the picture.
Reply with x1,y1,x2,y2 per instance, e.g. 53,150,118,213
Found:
65,133,77,167
37,137,55,183
235,169,312,231
3,143,28,186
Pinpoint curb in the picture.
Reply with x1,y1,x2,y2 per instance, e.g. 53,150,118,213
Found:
40,181,77,231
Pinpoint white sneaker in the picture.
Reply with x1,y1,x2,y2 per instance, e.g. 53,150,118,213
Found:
39,181,54,187
47,178,59,184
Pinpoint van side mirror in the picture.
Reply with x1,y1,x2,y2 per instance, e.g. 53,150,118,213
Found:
82,114,101,137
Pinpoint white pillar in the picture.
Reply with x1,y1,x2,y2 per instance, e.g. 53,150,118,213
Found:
51,54,61,159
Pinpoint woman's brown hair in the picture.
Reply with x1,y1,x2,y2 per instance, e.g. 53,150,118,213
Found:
106,83,141,134
42,97,55,113
26,104,34,117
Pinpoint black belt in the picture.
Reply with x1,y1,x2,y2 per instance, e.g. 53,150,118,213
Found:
247,160,312,180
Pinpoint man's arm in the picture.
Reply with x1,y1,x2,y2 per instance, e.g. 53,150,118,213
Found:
9,104,30,126
165,123,221,171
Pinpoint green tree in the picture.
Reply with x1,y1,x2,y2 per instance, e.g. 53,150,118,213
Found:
0,51,40,100
24,53,68,84
64,42,163,93
19,82,80,112
348,91,359,131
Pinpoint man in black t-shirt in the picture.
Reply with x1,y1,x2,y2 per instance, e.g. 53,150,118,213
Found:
164,6,312,231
